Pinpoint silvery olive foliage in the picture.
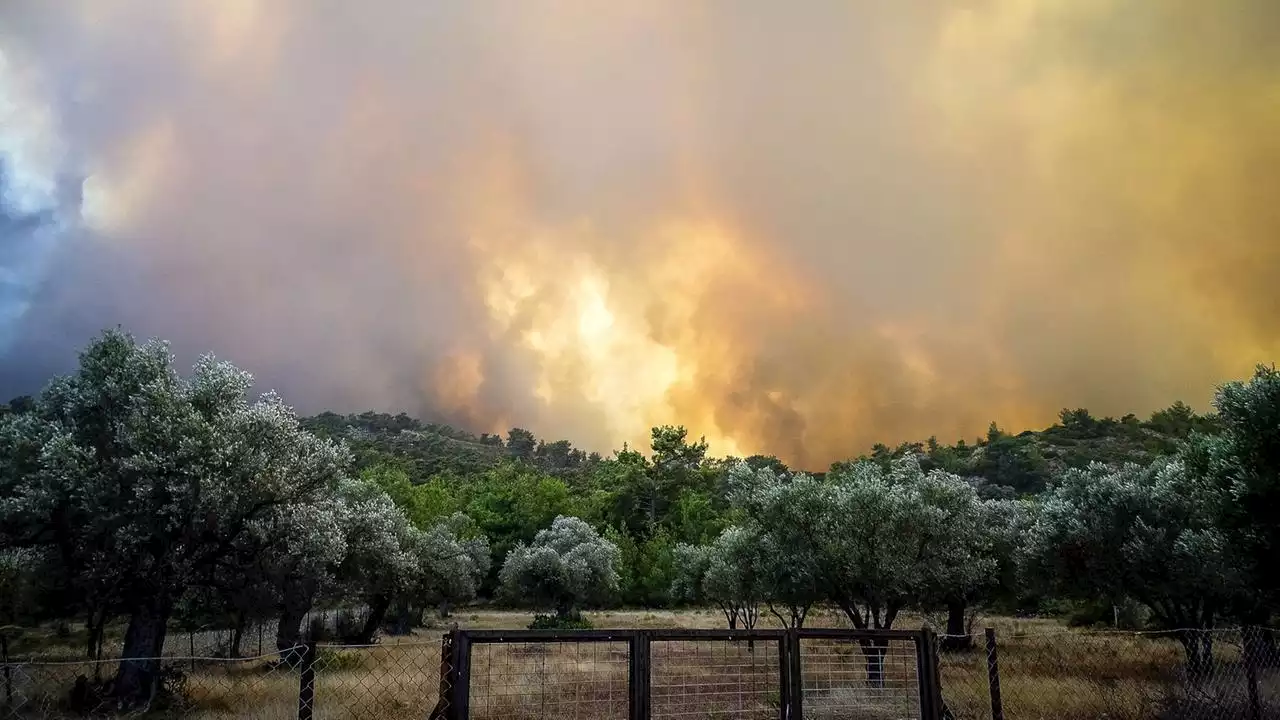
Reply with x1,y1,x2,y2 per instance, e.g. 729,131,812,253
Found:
724,456,1002,630
1019,458,1244,630
672,525,766,629
0,331,349,610
499,515,620,617
0,330,491,692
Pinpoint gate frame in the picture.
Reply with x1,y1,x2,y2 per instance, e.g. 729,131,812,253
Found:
444,626,941,720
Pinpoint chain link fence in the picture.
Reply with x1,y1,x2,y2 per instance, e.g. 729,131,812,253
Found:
936,627,1280,720
1,636,451,720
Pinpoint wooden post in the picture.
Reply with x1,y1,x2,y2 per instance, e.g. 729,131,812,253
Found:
984,628,1004,720
449,631,471,720
629,630,651,720
916,628,943,720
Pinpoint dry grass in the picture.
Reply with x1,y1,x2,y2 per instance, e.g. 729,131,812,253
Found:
7,611,1279,719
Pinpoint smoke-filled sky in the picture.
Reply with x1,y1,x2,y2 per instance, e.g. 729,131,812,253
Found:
1,1,1278,468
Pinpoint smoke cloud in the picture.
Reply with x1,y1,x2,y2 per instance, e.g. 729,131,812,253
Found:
1,1,1277,468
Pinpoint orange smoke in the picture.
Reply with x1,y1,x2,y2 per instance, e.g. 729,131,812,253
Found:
2,1,1278,469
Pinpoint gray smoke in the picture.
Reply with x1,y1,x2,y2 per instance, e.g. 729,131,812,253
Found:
1,1,1277,468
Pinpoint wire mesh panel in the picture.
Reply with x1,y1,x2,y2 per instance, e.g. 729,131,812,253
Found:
311,640,447,720
649,635,782,719
932,632,992,720
934,627,1280,720
1,651,301,719
464,638,629,720
798,633,924,720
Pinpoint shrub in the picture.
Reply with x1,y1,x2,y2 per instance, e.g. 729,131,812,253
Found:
528,614,594,630
316,648,365,672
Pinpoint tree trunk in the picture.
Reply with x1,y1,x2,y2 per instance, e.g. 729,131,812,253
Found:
859,639,888,688
940,601,973,652
390,599,412,636
229,613,245,658
112,599,170,708
1176,629,1214,680
276,580,316,664
357,595,392,645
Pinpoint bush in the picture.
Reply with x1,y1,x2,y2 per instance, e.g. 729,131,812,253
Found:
316,648,365,672
528,614,594,630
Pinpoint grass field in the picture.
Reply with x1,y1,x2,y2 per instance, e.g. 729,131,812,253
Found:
5,610,1278,719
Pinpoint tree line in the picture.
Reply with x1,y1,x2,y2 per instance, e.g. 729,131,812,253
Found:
0,330,1276,704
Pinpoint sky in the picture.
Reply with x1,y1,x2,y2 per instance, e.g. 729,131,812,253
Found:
0,1,1277,468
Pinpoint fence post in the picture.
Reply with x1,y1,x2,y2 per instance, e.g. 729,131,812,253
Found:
2,631,11,709
429,633,456,720
1244,626,1262,720
787,629,803,720
449,630,471,720
984,628,1004,720
777,635,791,720
629,630,651,720
297,642,317,720
915,628,943,720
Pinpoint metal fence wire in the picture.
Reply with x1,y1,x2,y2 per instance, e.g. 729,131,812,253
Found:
935,626,1280,720
2,647,306,719
19,625,1277,719
649,631,783,720
0,627,942,720
799,632,924,719
447,628,938,720
465,636,630,720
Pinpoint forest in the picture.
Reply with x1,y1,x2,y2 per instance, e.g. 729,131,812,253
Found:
0,329,1276,707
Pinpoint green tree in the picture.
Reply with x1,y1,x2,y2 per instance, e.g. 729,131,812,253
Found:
464,461,577,588
1020,460,1242,675
0,331,348,704
499,516,620,621
671,532,764,631
505,427,537,461
1183,365,1280,624
731,457,998,684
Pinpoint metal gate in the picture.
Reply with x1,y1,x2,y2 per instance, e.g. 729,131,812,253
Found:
443,627,942,720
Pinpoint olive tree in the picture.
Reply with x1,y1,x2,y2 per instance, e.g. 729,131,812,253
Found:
1020,459,1243,676
672,527,766,630
757,531,821,629
426,513,491,620
729,457,998,684
1184,365,1280,624
0,331,348,705
268,496,349,654
499,516,619,621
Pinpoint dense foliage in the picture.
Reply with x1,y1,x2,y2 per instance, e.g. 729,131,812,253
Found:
1,330,1276,692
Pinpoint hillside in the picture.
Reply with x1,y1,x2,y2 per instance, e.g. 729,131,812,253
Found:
296,401,1216,496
